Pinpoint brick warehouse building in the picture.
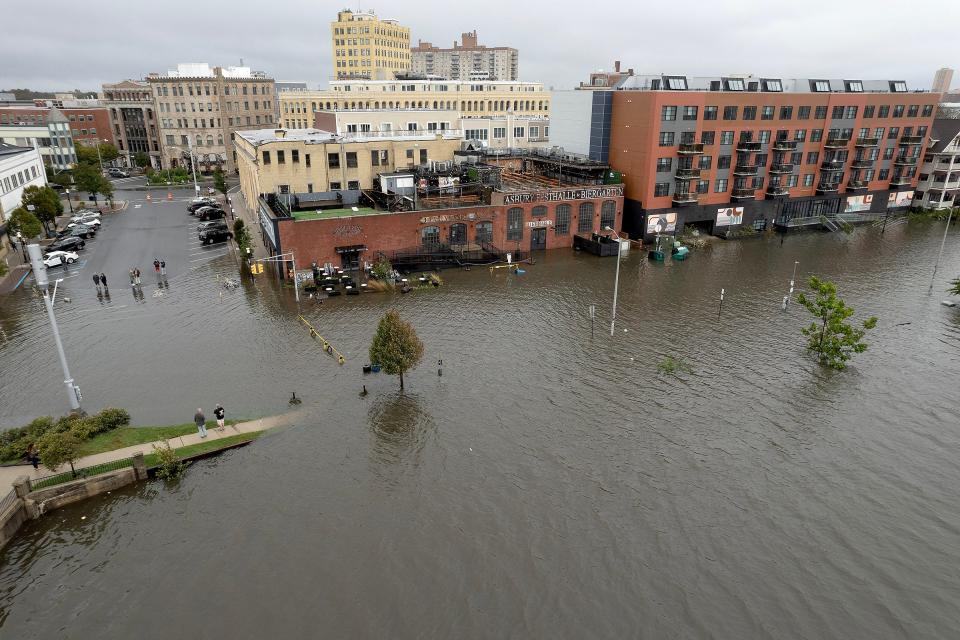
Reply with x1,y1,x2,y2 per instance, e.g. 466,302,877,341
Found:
602,75,938,238
251,150,623,272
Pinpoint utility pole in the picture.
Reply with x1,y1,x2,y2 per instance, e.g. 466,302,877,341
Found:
782,261,799,310
187,139,200,196
27,244,82,413
929,209,955,294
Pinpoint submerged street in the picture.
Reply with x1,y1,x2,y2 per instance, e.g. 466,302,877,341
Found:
1,193,960,638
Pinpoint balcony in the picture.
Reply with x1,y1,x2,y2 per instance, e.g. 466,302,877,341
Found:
766,184,789,197
890,175,912,187
772,139,798,151
672,192,699,206
900,134,923,144
823,136,851,149
733,164,760,176
847,180,869,191
820,159,845,170
678,143,705,155
769,163,794,174
852,159,874,169
894,156,918,166
675,166,701,179
736,141,762,152
816,183,840,194
855,136,881,147
731,187,756,200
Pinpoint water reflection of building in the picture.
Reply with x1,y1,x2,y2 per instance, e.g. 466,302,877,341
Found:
241,139,623,272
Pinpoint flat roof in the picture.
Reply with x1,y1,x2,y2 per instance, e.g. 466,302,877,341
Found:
236,127,462,146
292,207,378,221
0,142,33,157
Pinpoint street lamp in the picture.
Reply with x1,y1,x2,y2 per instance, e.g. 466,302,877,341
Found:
65,188,73,214
15,232,27,261
605,225,625,336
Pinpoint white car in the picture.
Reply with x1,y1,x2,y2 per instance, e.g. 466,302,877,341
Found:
43,251,79,267
67,216,102,228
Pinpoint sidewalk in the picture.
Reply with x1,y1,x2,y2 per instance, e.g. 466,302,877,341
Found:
0,413,295,491
227,189,271,261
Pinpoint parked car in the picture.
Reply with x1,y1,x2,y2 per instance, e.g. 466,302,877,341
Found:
198,220,229,233
199,225,233,245
188,198,218,213
195,206,225,221
42,250,79,267
68,224,97,239
107,168,130,178
70,211,101,222
67,216,101,229
48,236,85,252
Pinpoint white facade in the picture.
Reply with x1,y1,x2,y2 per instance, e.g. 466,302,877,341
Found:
916,119,960,210
0,144,47,223
0,120,76,171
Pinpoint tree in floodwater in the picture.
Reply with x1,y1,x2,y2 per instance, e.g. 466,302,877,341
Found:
949,278,960,296
797,276,877,370
369,310,424,390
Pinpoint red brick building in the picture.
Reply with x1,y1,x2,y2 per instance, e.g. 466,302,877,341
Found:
0,105,114,148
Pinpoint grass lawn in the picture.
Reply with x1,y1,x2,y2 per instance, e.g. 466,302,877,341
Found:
75,421,239,457
292,207,377,221
143,431,263,468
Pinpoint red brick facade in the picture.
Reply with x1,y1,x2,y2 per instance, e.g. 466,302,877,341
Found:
0,107,115,147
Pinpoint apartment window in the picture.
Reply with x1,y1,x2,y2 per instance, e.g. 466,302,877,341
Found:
262,150,270,164
420,149,427,164
661,106,678,121
807,151,819,164
878,105,890,118
790,151,802,164
720,130,734,145
761,106,775,120
165,135,174,145
723,106,738,120
328,152,340,168
812,80,830,92
794,129,807,141
798,106,811,120
578,202,595,232
831,106,845,119
291,150,299,163
718,155,731,169
275,150,285,164
863,105,876,118
682,106,698,120
803,174,815,187
786,174,799,187
346,152,358,168
658,131,675,146
696,180,709,194
751,177,764,189
680,131,695,145
908,104,919,117
656,157,673,172
493,127,506,139
654,182,670,197
329,181,342,190
756,153,769,166
883,147,894,159
701,131,716,145
699,155,712,170
758,130,771,143
893,105,904,118
844,106,858,119
814,106,828,119
305,153,311,167
879,169,889,180
887,126,900,139
704,106,718,120
780,106,793,120
811,129,823,142
555,204,571,235
371,150,380,166
863,169,875,181
347,180,360,190
715,178,728,192
922,105,934,117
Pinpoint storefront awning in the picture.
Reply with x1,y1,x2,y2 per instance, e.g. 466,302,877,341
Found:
335,245,367,254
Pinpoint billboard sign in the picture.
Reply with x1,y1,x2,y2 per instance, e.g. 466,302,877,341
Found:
845,194,873,213
888,191,914,208
716,206,744,226
646,212,677,234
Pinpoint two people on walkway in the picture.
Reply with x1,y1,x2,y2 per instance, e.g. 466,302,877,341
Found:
129,268,142,286
153,259,168,279
194,404,226,439
92,272,108,292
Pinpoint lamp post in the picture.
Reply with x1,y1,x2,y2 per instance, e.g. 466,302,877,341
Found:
16,232,27,261
782,260,799,310
605,226,624,336
65,188,73,214
186,138,200,196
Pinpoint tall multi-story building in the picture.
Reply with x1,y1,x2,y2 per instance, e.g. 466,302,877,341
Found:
933,68,954,94
914,115,960,210
411,31,518,81
0,108,77,171
590,73,937,239
147,63,276,173
279,79,549,129
0,104,113,148
331,10,410,80
101,80,162,168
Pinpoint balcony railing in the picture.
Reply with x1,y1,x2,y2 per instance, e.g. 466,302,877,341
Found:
816,183,840,193
852,159,873,169
731,187,756,200
890,175,912,186
736,141,762,152
769,163,794,174
847,180,869,191
766,184,789,197
820,159,845,170
900,134,923,144
855,136,881,147
733,164,760,176
772,140,798,151
678,143,705,155
675,167,701,179
894,156,918,166
672,192,698,206
824,136,851,149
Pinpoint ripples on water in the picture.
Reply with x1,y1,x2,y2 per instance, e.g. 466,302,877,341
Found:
1,224,960,638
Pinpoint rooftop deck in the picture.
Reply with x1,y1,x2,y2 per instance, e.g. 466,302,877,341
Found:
291,207,378,221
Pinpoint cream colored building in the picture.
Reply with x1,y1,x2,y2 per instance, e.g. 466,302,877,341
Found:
279,79,549,128
236,128,463,206
411,31,518,81
148,63,276,173
331,10,410,80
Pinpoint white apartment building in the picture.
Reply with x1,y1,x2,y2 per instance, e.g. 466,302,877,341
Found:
916,115,960,210
411,31,518,81
0,143,47,224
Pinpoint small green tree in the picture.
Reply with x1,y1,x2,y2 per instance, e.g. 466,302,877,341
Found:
153,441,186,480
371,256,393,280
797,276,878,370
73,163,101,199
8,207,43,240
99,176,114,205
98,143,120,164
38,430,81,476
369,310,424,389
133,152,150,169
213,168,228,200
21,185,63,231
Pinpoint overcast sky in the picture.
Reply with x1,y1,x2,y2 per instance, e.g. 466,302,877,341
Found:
2,0,957,92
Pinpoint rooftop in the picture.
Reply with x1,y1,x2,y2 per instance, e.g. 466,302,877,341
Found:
148,63,270,80
616,75,925,94
0,142,34,158
236,127,463,146
291,207,378,221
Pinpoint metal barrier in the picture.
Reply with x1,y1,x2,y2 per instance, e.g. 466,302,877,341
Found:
29,457,134,491
298,315,346,365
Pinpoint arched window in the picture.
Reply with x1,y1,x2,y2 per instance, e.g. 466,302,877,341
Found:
555,204,571,235
421,226,440,246
600,201,616,230
532,205,548,218
578,202,595,233
475,221,493,244
507,207,523,241
206,135,214,147
449,223,467,244
195,134,203,147
217,133,224,146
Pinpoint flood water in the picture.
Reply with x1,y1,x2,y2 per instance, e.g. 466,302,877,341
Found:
1,218,960,638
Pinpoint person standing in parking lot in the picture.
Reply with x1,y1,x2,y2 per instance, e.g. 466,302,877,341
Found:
153,258,161,276
134,268,141,286
93,273,101,292
160,259,167,276
99,272,108,290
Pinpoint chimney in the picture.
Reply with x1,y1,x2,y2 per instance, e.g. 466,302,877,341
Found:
275,129,285,138
615,61,621,73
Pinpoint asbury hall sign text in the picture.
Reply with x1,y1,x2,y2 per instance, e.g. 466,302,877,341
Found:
503,186,624,205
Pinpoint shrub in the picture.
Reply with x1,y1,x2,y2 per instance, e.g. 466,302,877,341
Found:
69,419,98,441
96,407,130,432
153,441,185,480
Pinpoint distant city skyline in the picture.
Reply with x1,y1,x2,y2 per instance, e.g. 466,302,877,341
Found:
1,0,957,92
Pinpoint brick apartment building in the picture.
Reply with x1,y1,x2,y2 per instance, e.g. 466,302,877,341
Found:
0,104,114,148
594,75,937,238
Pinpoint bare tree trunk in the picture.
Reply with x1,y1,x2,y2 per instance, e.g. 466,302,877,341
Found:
399,370,404,390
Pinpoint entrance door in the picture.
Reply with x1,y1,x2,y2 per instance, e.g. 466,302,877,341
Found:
340,251,361,270
530,227,546,251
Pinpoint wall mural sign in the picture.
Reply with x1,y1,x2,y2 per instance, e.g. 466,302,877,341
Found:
716,206,744,226
332,224,363,237
646,212,677,234
503,186,624,205
419,212,477,224
888,191,914,208
844,194,873,213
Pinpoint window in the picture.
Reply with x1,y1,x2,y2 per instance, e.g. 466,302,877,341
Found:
812,80,830,92
893,105,904,118
794,129,807,141
513,127,525,138
555,204,571,235
696,180,709,194
764,79,783,92
680,131,695,145
493,127,506,139
600,201,616,229
811,129,823,142
665,77,688,90
879,168,889,180
922,104,934,117
878,105,890,118
654,182,670,197
476,221,493,243
682,106,698,120
758,130,771,143
723,106,738,120
347,180,360,190
406,149,414,160
786,174,799,187
807,151,819,164
726,78,745,91
798,106,811,120
887,126,900,139
891,81,908,93
371,150,380,166
761,106,775,120
422,226,440,245
883,147,894,159
700,131,716,146
658,131,675,146
699,155,712,170
165,135,174,145
844,106,858,119
262,150,270,164
815,105,828,119
276,150,285,164
507,208,523,240
718,155,731,169
908,104,919,117
803,174,815,187
751,177,764,189
780,106,793,120
346,152,357,167
662,105,678,121
831,106,845,119
465,129,488,140
704,106,718,120
790,151,802,164
328,152,340,168
656,157,673,172
578,202,595,232
863,105,875,118
715,178,728,192
420,149,428,164
720,130,734,145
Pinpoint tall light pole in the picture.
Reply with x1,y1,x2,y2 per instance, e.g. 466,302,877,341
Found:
605,226,624,336
782,260,799,310
65,188,74,214
186,139,200,196
95,142,104,174
27,244,82,413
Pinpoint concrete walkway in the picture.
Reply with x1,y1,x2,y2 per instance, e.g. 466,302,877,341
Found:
0,413,295,491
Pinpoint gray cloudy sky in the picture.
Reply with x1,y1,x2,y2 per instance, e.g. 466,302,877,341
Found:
2,0,957,92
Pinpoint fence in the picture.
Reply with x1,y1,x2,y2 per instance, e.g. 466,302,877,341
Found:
29,457,134,491
0,487,17,514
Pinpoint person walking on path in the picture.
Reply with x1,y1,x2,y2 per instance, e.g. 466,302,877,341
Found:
92,273,101,292
194,408,207,438
26,443,40,470
99,272,108,290
134,268,142,286
129,268,135,285
214,404,225,430
153,259,161,278
160,259,167,276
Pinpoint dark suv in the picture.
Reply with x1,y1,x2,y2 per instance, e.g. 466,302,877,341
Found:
195,206,225,221
188,198,218,213
48,236,86,252
199,224,232,245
